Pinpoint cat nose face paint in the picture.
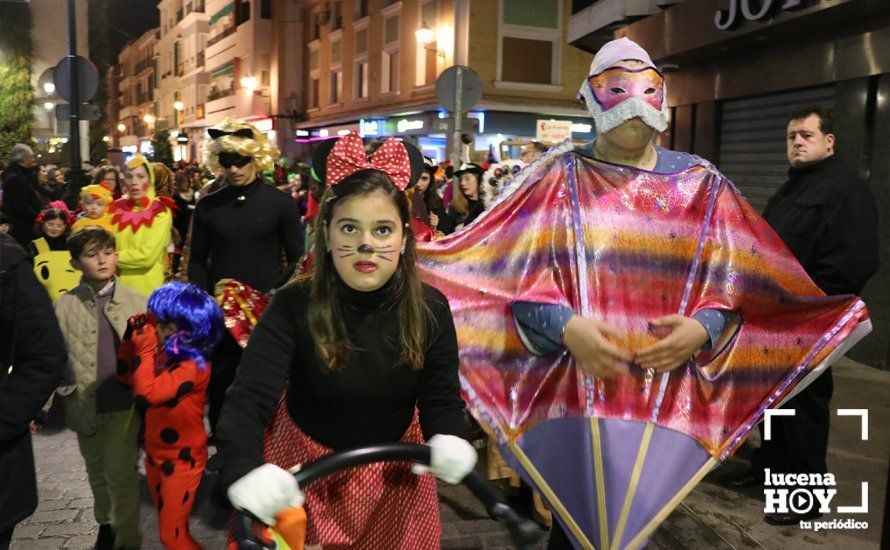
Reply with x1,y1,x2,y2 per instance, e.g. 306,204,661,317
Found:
587,67,665,113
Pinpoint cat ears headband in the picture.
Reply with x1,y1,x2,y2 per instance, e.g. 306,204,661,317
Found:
207,127,254,140
311,132,425,191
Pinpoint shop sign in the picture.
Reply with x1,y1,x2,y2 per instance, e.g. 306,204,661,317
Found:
196,104,204,120
360,119,383,136
536,120,573,143
715,0,809,31
295,129,310,137
396,119,424,133
177,134,189,144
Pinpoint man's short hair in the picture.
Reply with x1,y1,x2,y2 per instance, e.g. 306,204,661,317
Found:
68,227,116,260
787,105,834,136
9,143,34,163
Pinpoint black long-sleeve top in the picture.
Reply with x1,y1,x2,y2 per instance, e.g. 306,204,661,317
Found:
1,163,46,247
763,155,879,296
216,276,467,491
187,178,304,294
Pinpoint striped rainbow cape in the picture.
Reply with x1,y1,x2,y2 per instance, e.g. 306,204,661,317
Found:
416,145,870,549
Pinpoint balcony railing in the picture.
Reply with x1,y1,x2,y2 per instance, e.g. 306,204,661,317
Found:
207,26,236,47
207,86,235,101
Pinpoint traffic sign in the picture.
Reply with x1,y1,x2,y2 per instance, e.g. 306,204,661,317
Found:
55,103,102,122
436,65,482,113
434,117,480,134
53,56,100,103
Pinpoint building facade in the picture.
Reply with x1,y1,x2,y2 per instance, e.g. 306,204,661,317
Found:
297,0,596,161
156,0,210,161
569,0,890,368
201,0,276,156
112,29,159,156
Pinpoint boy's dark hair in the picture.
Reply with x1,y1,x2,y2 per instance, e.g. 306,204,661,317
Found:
68,227,116,260
787,105,834,135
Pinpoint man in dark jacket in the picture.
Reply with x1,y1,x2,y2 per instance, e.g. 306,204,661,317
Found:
1,145,45,247
729,106,880,525
0,233,67,548
187,122,303,436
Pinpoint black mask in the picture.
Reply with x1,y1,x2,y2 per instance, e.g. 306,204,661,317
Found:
218,151,253,169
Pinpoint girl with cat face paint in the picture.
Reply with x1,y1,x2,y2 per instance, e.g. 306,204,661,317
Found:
216,132,476,549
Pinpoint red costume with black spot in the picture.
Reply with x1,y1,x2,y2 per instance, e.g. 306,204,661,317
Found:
118,319,209,550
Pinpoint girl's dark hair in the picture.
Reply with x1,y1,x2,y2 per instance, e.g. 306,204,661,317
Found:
296,169,431,372
421,171,445,213
34,207,72,237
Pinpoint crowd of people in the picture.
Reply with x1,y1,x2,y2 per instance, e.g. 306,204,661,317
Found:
0,36,880,550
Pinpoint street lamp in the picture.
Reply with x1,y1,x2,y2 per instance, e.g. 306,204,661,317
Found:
43,102,54,110
416,22,445,58
117,122,126,133
43,82,55,94
240,75,257,91
173,100,184,111
144,114,155,124
415,22,435,45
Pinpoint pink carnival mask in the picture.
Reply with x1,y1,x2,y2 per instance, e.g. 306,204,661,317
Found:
587,67,665,112
580,65,669,134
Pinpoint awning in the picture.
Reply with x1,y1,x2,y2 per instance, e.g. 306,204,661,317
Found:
209,2,234,25
211,63,234,78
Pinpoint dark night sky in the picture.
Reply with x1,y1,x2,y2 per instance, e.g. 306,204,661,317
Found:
107,0,160,53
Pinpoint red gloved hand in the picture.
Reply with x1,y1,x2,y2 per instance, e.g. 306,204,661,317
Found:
126,313,159,356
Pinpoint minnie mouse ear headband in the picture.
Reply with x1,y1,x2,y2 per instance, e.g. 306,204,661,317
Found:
36,200,75,226
311,132,425,191
453,163,484,178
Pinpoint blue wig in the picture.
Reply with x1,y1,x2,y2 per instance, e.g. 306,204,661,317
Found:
147,281,225,370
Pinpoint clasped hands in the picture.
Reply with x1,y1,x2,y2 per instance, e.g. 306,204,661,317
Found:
561,314,709,379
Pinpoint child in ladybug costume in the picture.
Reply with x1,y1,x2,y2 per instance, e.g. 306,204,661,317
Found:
118,281,224,549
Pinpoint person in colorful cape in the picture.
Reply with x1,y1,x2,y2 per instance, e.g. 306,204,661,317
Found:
30,201,81,301
216,132,477,549
109,155,176,297
413,37,871,549
72,184,115,233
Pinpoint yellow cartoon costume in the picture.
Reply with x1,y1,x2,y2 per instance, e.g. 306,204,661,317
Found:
32,236,81,300
31,201,81,301
72,184,116,233
109,155,175,297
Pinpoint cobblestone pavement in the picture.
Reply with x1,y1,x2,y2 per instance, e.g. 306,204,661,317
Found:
11,358,887,549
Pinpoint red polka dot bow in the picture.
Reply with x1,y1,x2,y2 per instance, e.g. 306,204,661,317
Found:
326,132,411,190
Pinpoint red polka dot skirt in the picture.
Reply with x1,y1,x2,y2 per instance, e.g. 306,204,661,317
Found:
261,398,442,549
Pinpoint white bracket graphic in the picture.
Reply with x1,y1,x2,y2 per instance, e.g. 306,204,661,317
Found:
837,482,869,513
763,409,795,441
837,409,868,441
